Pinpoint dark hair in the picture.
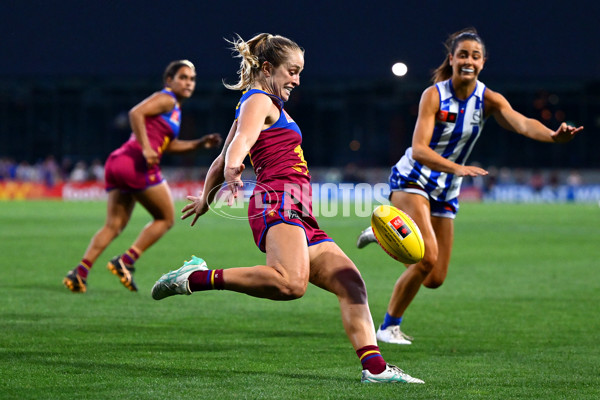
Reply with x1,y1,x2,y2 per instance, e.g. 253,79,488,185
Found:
163,60,195,84
224,33,304,91
431,28,486,83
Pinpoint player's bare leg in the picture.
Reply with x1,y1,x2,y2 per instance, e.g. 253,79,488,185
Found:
214,223,311,299
375,191,434,341
84,190,135,263
308,241,423,383
132,181,175,251
152,223,311,300
386,216,452,315
63,190,134,293
308,241,377,346
151,224,423,383
106,182,175,291
422,217,453,288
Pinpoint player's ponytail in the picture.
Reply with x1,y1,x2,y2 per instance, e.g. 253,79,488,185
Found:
224,33,303,91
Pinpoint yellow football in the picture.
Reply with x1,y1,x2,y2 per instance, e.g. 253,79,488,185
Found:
370,205,425,264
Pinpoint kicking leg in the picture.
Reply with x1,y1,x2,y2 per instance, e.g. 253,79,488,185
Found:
152,223,311,300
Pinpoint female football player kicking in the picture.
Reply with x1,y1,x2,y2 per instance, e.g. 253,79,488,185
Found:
356,27,582,345
151,33,423,384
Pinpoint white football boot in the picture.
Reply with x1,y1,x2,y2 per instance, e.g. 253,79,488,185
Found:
151,256,207,300
376,325,413,345
356,226,377,249
361,363,424,384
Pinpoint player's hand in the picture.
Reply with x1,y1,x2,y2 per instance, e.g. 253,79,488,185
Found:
181,194,209,226
198,133,223,149
551,122,583,143
143,147,160,167
224,164,245,206
455,165,488,177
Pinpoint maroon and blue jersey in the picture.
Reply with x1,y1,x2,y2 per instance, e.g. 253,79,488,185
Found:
117,88,181,159
105,88,180,191
237,89,332,251
235,89,310,193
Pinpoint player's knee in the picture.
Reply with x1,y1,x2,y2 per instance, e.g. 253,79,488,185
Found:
418,244,439,272
423,277,444,289
422,259,448,288
417,256,436,276
277,281,307,300
152,215,174,231
268,263,309,300
106,220,127,237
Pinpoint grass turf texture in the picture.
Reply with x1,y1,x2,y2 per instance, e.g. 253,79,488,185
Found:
0,200,598,399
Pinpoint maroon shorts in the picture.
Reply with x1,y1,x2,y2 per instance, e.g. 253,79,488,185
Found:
248,191,333,253
104,151,163,192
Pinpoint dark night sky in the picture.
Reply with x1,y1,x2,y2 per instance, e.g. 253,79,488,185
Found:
3,1,598,81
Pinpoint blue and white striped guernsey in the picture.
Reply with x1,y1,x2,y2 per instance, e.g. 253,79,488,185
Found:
394,79,487,202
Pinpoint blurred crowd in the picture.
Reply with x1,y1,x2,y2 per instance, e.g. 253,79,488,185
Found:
460,165,584,194
0,156,104,186
0,155,588,193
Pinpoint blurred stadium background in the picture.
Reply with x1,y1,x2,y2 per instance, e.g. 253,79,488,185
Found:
2,74,598,203
1,1,598,202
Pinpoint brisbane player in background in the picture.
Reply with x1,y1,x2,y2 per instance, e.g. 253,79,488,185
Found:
63,60,222,294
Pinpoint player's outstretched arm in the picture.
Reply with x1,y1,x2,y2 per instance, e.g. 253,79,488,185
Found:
166,133,223,153
486,88,583,143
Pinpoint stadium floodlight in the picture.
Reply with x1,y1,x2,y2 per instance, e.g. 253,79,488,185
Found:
392,62,408,77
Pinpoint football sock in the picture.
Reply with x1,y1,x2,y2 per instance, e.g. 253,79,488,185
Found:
381,313,403,330
356,345,386,374
188,269,225,291
77,259,92,279
121,246,141,266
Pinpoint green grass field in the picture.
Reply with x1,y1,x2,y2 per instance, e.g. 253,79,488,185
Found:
1,200,599,399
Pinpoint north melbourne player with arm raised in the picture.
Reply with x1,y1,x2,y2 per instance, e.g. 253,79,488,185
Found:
356,28,583,345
